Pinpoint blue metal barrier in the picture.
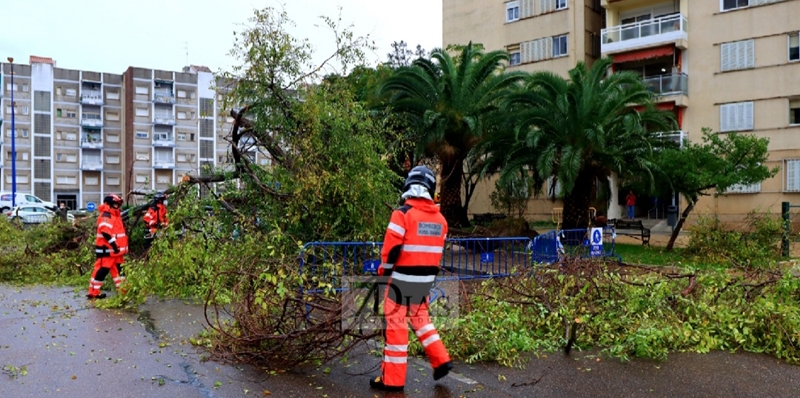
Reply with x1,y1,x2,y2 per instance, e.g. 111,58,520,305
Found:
298,237,534,293
531,227,617,264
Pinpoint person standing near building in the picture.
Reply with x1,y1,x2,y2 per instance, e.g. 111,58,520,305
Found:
626,190,637,220
143,192,169,239
370,165,453,392
88,194,128,299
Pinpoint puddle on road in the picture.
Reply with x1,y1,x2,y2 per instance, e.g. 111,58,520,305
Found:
137,310,162,341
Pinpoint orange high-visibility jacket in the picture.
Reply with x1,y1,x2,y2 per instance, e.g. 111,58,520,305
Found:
143,203,168,232
94,204,128,259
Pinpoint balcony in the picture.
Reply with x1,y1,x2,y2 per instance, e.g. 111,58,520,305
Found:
643,73,688,106
81,160,103,171
80,94,103,106
80,117,103,128
153,134,176,147
80,135,103,149
153,116,175,126
602,13,688,55
153,92,176,104
153,161,175,169
658,130,687,148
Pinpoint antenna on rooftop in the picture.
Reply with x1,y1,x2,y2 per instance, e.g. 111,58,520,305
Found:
183,41,189,67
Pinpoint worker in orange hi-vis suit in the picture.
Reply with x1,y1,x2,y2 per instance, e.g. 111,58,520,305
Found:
369,165,453,392
88,194,128,299
143,191,169,236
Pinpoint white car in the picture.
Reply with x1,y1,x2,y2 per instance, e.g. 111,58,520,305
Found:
0,192,58,213
5,204,58,224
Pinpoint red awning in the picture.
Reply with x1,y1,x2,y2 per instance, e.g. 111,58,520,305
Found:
612,45,675,64
633,102,676,112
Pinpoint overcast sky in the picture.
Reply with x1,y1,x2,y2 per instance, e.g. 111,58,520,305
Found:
0,0,442,74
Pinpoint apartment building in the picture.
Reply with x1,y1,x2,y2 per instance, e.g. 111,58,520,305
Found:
444,0,800,221
0,56,243,209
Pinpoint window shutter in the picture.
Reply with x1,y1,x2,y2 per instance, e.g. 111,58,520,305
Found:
720,104,733,132
521,41,531,63
545,37,554,59
741,101,754,130
787,160,800,192
533,39,542,61
521,0,534,18
721,43,732,71
744,39,755,68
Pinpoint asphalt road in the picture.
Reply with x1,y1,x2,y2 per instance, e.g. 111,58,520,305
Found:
1,285,798,398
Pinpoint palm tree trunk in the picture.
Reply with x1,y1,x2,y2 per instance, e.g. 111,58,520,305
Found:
561,171,594,230
666,196,696,251
439,158,467,228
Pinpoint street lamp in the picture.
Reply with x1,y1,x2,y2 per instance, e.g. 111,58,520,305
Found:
6,57,16,208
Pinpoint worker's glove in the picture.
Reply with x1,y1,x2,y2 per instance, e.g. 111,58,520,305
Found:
110,242,120,254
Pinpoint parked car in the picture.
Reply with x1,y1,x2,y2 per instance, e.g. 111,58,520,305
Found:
0,192,58,213
5,204,58,224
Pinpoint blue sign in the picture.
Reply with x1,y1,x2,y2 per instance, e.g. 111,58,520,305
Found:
86,202,96,212
590,227,603,258
480,252,494,264
362,259,381,274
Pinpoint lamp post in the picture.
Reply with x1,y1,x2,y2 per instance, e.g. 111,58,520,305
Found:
7,57,16,208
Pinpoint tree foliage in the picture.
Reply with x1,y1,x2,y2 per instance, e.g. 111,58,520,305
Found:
655,128,779,250
378,42,527,227
481,57,676,229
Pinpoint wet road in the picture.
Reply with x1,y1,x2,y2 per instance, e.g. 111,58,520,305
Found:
1,284,798,398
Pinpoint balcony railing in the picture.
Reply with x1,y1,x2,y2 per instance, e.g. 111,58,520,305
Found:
80,137,103,149
154,92,176,104
81,161,103,171
80,118,103,128
643,73,688,96
80,94,104,105
153,160,176,169
153,136,175,147
657,130,687,148
602,13,687,53
153,117,175,125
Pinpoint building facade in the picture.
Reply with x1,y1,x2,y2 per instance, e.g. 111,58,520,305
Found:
444,0,800,222
0,56,244,210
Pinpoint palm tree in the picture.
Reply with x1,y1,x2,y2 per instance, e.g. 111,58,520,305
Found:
481,57,677,229
378,42,527,227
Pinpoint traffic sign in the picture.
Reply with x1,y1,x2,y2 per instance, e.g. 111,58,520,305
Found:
86,202,96,212
590,227,603,258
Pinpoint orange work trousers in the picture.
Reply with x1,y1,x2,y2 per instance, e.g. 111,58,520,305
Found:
381,292,451,388
88,257,125,296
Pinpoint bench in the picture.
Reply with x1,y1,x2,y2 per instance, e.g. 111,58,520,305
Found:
472,213,507,226
610,219,651,246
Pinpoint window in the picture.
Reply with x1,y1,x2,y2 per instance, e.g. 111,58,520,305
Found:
57,108,62,117
106,111,119,121
722,0,748,11
106,134,120,143
65,132,77,141
84,176,99,186
547,176,563,198
189,133,195,141
6,175,29,184
510,52,521,66
22,106,29,115
107,91,120,100
66,111,77,118
787,99,800,125
726,182,760,194
154,149,173,162
22,83,29,92
56,87,62,95
556,0,567,10
56,176,77,185
177,111,187,120
721,40,754,71
66,154,77,162
553,35,568,57
720,101,754,132
786,159,800,192
135,86,148,95
790,33,799,61
106,155,120,164
106,177,120,186
136,131,149,139
56,153,64,162
506,1,520,22
65,88,77,97
135,152,150,161
177,133,187,141
177,90,187,98
135,174,148,183
6,129,30,138
6,83,18,91
177,153,187,162
157,175,170,184
136,107,148,117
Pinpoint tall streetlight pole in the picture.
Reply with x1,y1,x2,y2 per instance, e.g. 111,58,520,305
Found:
7,57,16,208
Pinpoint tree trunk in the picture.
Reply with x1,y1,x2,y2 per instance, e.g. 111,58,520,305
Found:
439,158,467,228
561,171,594,230
666,196,696,251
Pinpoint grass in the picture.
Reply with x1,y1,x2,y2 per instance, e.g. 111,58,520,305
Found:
613,243,686,266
